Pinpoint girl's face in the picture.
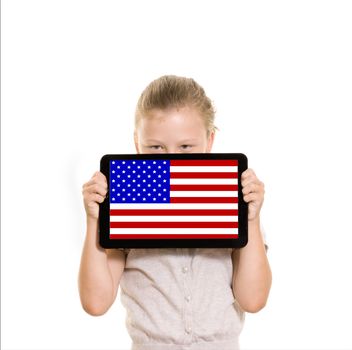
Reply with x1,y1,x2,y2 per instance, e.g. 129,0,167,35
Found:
134,106,214,154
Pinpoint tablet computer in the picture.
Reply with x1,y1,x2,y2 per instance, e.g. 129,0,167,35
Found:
99,153,248,249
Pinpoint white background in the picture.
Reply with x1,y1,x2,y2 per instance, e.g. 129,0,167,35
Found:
1,1,352,349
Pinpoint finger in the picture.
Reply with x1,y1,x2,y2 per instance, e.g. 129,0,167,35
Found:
242,182,263,195
94,171,107,182
83,183,108,197
241,170,257,186
83,176,108,190
243,192,260,203
241,168,256,179
85,192,106,204
241,176,262,188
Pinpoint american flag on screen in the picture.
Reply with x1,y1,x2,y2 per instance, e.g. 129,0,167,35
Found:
109,159,239,239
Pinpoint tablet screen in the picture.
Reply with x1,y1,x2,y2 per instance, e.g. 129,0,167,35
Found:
99,153,248,249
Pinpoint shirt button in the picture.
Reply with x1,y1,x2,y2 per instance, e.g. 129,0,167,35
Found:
185,295,191,302
185,326,192,333
182,266,189,273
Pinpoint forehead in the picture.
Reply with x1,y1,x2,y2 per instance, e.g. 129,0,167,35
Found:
138,107,207,138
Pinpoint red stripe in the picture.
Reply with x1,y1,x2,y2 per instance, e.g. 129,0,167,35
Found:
170,184,238,191
110,209,238,216
170,172,238,178
110,222,238,228
109,234,239,239
170,160,238,166
170,197,238,203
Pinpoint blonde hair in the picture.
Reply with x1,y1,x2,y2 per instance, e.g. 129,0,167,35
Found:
135,75,217,135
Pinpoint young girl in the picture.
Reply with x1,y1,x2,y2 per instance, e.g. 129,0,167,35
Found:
79,75,272,350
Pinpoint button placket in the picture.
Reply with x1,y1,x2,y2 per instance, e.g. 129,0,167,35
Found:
181,250,193,339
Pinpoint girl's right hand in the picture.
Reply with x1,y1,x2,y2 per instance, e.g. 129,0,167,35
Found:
82,171,108,220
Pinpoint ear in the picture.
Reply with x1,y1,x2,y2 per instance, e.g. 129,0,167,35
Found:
134,132,140,154
206,131,215,152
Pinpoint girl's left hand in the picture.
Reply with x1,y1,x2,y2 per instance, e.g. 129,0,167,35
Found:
241,168,265,222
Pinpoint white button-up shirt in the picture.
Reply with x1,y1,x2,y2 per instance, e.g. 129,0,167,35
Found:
119,247,246,350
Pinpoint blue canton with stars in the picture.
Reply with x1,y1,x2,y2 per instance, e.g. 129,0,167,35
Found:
109,160,171,203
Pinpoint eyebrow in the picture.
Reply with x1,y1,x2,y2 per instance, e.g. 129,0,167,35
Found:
142,139,164,144
143,139,199,144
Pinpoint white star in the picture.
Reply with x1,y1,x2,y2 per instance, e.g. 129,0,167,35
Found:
122,161,125,164
112,188,115,191
153,161,156,164
133,161,136,164
112,170,115,173
112,161,115,164
153,180,156,183
112,179,115,182
153,198,156,201
112,198,115,201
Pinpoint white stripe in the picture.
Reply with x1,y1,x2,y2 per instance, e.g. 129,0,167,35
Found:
110,203,238,209
110,228,238,234
170,166,237,172
170,178,238,185
110,216,238,222
170,191,237,197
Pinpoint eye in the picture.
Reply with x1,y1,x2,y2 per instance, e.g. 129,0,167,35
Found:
149,145,163,150
180,144,192,150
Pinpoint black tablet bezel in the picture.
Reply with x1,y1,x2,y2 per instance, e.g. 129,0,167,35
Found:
99,153,248,249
